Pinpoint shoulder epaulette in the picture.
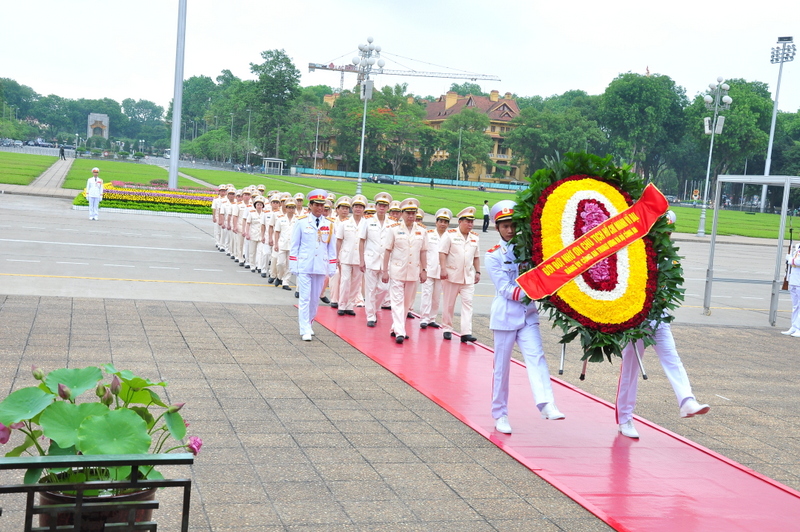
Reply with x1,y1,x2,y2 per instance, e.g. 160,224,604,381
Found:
364,214,374,219
296,214,308,220
488,244,501,253
389,222,401,228
470,231,478,236
447,228,457,233
327,216,336,222
427,228,435,233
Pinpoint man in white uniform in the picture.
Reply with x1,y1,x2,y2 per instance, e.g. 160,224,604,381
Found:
329,196,352,309
336,194,366,316
86,167,103,221
289,189,337,341
212,185,226,249
382,199,428,344
273,201,298,289
419,208,452,329
485,200,564,434
782,242,800,337
360,192,392,328
439,207,481,343
616,211,710,439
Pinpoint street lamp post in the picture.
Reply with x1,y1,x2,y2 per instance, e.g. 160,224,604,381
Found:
353,36,386,195
456,127,463,180
697,77,732,236
313,113,321,176
760,36,796,213
245,109,252,170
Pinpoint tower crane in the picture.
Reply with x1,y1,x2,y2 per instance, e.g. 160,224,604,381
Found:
308,62,501,92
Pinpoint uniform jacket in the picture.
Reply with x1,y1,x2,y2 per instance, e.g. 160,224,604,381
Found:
439,229,480,284
289,214,337,276
86,177,103,199
360,214,389,271
274,214,297,251
384,221,429,281
336,216,364,266
486,240,539,331
425,229,445,279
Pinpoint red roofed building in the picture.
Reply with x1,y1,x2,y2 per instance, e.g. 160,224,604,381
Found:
424,90,524,182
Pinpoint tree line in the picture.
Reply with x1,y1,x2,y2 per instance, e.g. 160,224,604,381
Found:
3,49,800,206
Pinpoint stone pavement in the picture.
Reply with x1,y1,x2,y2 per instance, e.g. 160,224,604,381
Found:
0,157,76,199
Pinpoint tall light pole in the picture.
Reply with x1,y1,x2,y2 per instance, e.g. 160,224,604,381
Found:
245,108,252,170
353,36,386,195
760,36,796,213
697,77,732,236
456,127,463,180
313,112,321,176
229,112,234,164
167,0,187,190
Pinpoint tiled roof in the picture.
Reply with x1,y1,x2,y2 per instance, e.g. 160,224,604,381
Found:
424,93,520,123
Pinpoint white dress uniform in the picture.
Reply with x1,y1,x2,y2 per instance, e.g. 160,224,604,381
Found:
221,194,234,254
383,214,428,340
274,212,297,285
336,215,365,312
289,202,337,338
786,244,800,334
420,226,446,326
86,174,103,220
439,227,480,336
245,204,264,270
212,190,225,248
486,239,557,420
329,212,351,306
360,213,391,324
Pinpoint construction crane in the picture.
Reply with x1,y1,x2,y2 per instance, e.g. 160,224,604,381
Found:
308,62,501,93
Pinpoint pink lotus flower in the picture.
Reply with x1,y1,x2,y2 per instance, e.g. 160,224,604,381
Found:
0,423,10,444
187,436,203,456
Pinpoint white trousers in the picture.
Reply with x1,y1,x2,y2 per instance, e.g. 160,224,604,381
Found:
214,220,221,247
297,273,326,336
492,324,555,419
389,279,418,337
420,277,442,324
256,242,268,271
269,248,279,278
338,264,363,311
364,269,389,322
790,285,800,330
329,270,341,304
88,197,100,219
441,280,474,335
616,322,694,425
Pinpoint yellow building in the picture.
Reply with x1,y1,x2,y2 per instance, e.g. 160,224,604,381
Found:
424,90,524,182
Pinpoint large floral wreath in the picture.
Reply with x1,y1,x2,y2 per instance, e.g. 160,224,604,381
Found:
512,153,684,363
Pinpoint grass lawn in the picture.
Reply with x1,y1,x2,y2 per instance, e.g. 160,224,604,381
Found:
181,168,515,217
671,205,797,239
0,152,59,185
63,159,199,190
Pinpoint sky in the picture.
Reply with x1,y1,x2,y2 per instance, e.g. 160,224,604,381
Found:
3,0,800,115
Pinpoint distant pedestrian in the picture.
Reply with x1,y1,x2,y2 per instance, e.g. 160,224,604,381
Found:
86,167,103,221
59,146,66,160
482,200,490,232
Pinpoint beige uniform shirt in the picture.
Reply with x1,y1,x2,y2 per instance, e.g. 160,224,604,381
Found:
336,216,364,266
360,215,389,271
384,221,429,282
439,229,480,284
425,229,445,279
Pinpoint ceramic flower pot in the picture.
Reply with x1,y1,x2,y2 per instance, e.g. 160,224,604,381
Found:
38,487,157,530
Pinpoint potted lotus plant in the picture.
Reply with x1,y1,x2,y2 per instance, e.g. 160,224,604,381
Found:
0,364,202,527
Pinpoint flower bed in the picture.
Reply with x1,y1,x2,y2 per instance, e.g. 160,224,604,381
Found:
513,153,683,363
74,182,214,215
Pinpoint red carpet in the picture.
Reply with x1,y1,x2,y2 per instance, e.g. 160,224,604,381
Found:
315,306,800,531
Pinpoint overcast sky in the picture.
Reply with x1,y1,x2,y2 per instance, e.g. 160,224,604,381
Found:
3,0,800,115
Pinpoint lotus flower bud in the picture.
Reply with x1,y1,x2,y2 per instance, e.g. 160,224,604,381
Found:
110,376,121,395
58,383,71,401
187,436,203,456
31,365,44,381
101,389,113,406
168,403,185,413
96,384,107,398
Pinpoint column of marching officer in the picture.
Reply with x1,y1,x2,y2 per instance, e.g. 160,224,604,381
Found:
210,185,710,441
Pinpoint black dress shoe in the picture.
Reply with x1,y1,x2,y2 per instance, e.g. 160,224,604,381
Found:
390,331,396,337
406,312,415,319
381,305,391,310
345,310,356,316
443,331,452,340
428,321,441,329
395,335,405,344
267,277,275,283
282,285,292,291
420,322,428,329
337,310,345,316
261,272,267,278
273,278,282,286
460,334,478,343
245,265,250,269
295,291,299,298
330,302,339,308
252,268,258,273
367,321,376,327
320,296,331,304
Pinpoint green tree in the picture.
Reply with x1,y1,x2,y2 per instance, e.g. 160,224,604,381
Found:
449,82,487,97
505,107,605,171
440,108,492,180
599,73,688,181
250,49,301,157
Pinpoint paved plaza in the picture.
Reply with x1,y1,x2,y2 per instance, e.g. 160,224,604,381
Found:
0,184,798,530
